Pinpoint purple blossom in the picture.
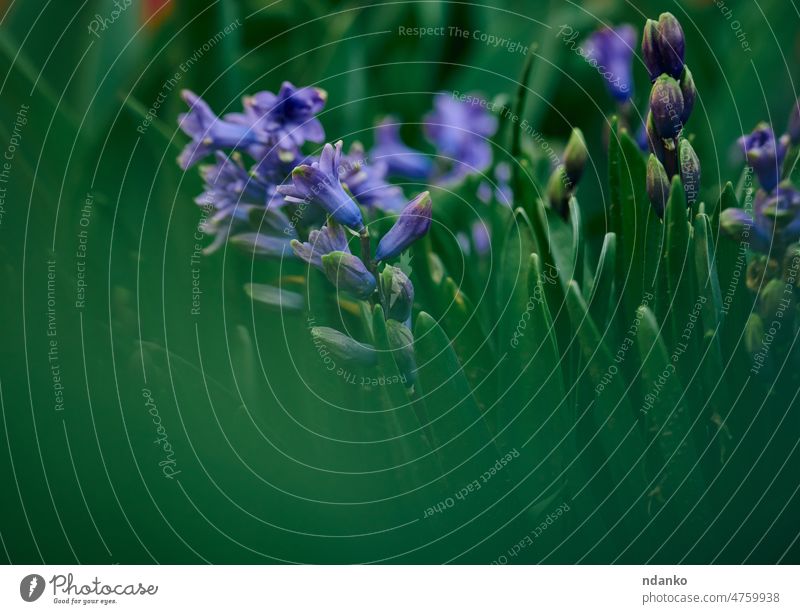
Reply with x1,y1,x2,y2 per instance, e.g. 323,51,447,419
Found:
425,93,497,184
291,221,349,270
225,81,326,157
371,116,433,180
340,143,408,212
194,153,294,254
584,24,637,102
277,141,365,230
177,90,260,169
720,183,800,254
738,123,790,192
375,191,432,261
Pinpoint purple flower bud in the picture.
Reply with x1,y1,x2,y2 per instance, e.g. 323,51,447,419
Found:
649,75,685,139
379,265,414,322
656,13,685,79
375,191,432,261
310,327,377,367
584,24,637,102
291,221,349,270
678,139,701,206
679,66,696,126
177,90,260,169
641,19,662,81
645,112,667,162
642,13,685,80
738,123,789,192
277,141,365,230
321,251,376,299
371,116,433,180
646,154,670,218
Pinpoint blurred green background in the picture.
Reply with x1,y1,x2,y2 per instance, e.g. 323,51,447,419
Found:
1,0,798,563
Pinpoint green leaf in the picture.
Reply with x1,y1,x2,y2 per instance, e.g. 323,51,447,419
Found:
607,116,623,239
617,129,652,316
693,213,728,418
495,252,570,501
635,306,709,525
564,281,648,521
663,176,694,345
588,232,616,328
439,277,496,411
413,312,490,447
244,283,304,311
569,197,584,290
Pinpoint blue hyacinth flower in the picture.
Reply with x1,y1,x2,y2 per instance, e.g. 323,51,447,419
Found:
225,81,327,158
277,141,365,231
340,142,408,212
371,117,433,180
291,221,350,270
375,191,432,261
738,123,790,192
177,90,260,169
425,93,498,184
584,24,637,102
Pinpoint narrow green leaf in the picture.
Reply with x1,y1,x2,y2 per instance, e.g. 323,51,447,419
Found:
588,232,617,328
244,283,304,311
635,306,709,524
564,281,648,520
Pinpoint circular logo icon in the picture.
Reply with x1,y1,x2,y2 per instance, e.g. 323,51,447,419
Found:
20,574,45,602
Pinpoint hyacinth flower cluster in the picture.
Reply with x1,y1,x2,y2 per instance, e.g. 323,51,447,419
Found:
179,85,498,253
640,13,700,217
295,190,432,383
719,104,800,292
177,81,501,385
